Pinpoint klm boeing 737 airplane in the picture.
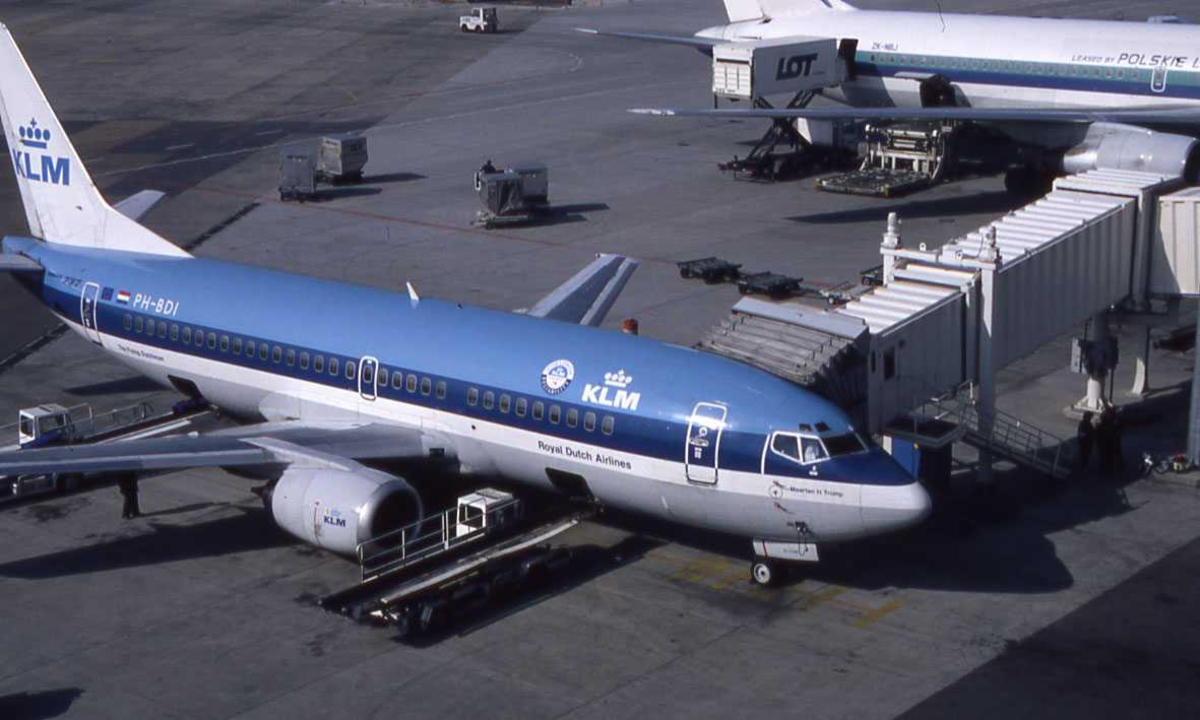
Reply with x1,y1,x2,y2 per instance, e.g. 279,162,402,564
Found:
0,24,928,586
584,0,1200,190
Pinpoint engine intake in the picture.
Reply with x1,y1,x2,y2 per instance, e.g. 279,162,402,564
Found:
1062,122,1200,183
269,467,422,556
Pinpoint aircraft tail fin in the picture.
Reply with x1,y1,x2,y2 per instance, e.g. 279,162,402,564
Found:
0,24,189,258
723,0,855,23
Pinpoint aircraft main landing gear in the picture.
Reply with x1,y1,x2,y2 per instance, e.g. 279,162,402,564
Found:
751,560,779,587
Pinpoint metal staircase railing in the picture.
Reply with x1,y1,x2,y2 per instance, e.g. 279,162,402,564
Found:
897,384,1076,479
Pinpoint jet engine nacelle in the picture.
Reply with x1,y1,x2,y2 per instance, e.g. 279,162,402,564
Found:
1062,122,1200,183
269,467,422,556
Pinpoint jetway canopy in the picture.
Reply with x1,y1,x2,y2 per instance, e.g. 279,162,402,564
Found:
701,169,1195,435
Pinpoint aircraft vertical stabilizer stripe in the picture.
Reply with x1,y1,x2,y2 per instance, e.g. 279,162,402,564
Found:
0,24,189,258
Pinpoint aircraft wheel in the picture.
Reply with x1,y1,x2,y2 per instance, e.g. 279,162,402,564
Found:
750,561,777,587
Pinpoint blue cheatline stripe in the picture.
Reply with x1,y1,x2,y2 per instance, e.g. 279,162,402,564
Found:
854,51,1200,101
41,274,910,486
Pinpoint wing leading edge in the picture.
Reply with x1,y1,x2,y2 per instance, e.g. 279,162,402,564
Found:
630,105,1200,125
574,28,720,48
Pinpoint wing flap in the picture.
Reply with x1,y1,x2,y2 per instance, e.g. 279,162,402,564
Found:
524,253,639,327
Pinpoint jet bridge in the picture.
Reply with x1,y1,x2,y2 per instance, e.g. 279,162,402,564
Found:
702,169,1197,479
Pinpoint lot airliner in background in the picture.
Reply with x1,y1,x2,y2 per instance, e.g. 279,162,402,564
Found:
585,0,1200,189
0,22,928,585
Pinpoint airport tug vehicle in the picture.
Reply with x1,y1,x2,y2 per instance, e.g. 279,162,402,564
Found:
459,7,498,34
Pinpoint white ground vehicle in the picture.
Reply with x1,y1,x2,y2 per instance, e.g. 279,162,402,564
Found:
459,7,498,34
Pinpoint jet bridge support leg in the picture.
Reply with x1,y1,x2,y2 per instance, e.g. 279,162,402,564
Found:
1075,312,1114,413
1189,310,1200,467
1131,327,1151,396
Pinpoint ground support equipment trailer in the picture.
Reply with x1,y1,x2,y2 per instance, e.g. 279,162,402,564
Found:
320,489,589,637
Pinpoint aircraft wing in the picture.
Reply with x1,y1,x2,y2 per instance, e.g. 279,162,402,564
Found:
523,253,639,327
0,253,42,272
574,28,721,48
0,420,439,477
630,105,1200,125
113,190,167,222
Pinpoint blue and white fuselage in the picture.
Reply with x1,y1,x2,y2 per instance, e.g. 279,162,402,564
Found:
4,237,930,550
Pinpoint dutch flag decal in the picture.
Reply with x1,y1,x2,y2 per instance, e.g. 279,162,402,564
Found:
116,290,130,304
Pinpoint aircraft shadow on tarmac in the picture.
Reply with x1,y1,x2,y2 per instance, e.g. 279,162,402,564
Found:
0,688,84,720
536,202,611,227
363,172,426,185
397,534,664,648
63,375,163,397
0,506,290,579
789,191,1025,225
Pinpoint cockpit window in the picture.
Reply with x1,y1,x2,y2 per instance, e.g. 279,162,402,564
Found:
815,422,830,432
823,433,867,457
771,433,800,461
800,437,828,463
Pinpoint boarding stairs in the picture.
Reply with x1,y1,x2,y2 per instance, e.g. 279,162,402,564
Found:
892,390,1076,480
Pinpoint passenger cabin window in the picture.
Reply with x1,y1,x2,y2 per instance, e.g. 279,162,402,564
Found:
299,352,309,370
220,335,230,352
406,374,417,393
392,371,403,390
499,394,511,413
533,401,544,421
515,398,527,417
146,319,155,336
483,391,494,410
272,346,282,363
233,338,243,355
584,412,596,432
158,323,167,340
286,349,296,367
468,388,479,406
377,368,387,386
420,377,431,396
314,355,325,373
549,405,561,424
123,315,132,331
170,324,179,342
329,357,339,375
181,325,190,342
207,332,217,350
135,316,144,333
436,381,447,400
566,408,578,428
345,362,355,380
601,415,615,436
362,363,373,384
259,343,268,361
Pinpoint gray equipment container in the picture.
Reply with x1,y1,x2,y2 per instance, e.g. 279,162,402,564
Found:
279,146,317,201
477,171,526,216
508,163,548,204
318,134,368,182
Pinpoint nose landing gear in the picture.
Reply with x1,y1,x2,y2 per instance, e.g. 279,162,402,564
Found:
751,560,779,587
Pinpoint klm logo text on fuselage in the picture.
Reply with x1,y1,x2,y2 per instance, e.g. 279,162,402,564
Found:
12,119,70,187
582,370,641,411
776,54,818,81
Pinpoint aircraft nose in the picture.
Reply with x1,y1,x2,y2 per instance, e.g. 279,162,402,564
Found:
860,478,932,536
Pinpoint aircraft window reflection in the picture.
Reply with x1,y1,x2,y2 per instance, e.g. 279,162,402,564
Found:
499,394,511,413
772,433,800,461
515,397,527,417
483,391,494,410
436,381,447,399
533,401,544,421
584,412,596,432
420,377,431,395
314,355,325,373
602,415,614,436
406,374,417,393
468,387,479,406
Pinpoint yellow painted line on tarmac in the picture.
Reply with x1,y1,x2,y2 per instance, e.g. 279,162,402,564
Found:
851,599,906,630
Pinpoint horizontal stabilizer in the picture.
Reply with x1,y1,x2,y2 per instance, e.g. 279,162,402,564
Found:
0,252,41,272
113,190,166,222
575,28,720,48
525,253,640,327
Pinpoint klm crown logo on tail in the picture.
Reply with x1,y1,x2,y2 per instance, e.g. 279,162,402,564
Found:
12,118,70,186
